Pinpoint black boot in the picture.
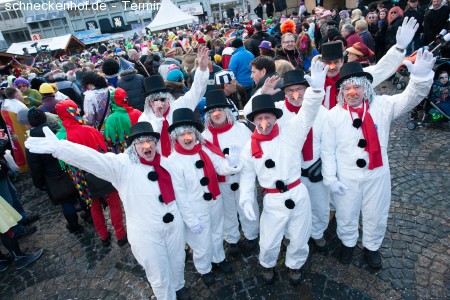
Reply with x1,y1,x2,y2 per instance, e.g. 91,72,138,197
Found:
262,267,275,284
339,245,355,264
228,243,239,255
363,248,382,269
66,214,83,234
176,286,191,300
213,259,233,274
288,268,302,286
201,271,216,287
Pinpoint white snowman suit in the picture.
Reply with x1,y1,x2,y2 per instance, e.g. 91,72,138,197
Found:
239,88,325,269
202,122,260,244
321,71,434,251
169,144,240,274
48,142,186,300
138,69,209,138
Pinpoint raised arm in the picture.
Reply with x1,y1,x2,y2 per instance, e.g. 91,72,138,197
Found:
25,127,122,186
365,17,419,88
288,62,328,146
174,46,210,111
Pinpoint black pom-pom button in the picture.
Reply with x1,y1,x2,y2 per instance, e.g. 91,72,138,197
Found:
285,199,295,209
203,193,213,201
353,118,362,129
163,213,174,223
358,139,367,148
230,183,239,191
265,159,275,168
223,148,230,155
195,160,205,168
200,177,210,186
158,195,164,203
356,159,366,168
148,171,158,181
275,180,285,190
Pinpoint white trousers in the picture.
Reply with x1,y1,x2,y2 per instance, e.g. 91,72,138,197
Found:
220,182,259,243
128,211,185,300
259,184,312,269
334,168,391,250
185,197,225,274
301,176,331,239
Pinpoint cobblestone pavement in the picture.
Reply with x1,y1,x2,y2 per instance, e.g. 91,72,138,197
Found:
0,80,449,300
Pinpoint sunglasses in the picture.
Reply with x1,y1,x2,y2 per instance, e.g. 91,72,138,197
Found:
390,11,398,14
153,98,167,102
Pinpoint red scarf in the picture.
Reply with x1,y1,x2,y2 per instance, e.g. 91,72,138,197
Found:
203,139,227,182
139,154,176,204
344,101,383,170
284,98,313,161
251,124,280,158
160,107,171,157
324,74,340,109
208,123,233,149
174,142,221,200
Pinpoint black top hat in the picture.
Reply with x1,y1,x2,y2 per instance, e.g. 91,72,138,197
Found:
144,75,170,96
204,90,232,112
246,94,283,122
282,70,309,89
168,108,205,133
335,62,373,89
321,41,344,61
126,122,161,146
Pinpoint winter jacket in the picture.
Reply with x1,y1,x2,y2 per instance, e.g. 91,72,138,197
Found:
346,32,364,48
422,4,449,45
39,95,60,114
274,46,304,70
245,31,276,57
229,46,255,88
83,87,111,129
385,17,403,51
54,78,83,110
117,70,146,112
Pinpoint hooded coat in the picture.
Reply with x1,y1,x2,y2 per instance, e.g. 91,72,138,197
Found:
117,70,146,112
104,88,142,153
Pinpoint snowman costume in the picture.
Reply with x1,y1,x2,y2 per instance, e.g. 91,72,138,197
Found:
25,122,188,300
321,51,435,262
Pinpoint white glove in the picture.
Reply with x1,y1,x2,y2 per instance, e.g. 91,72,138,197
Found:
395,17,419,49
190,223,203,234
403,49,436,78
25,126,61,154
226,144,241,168
329,181,348,196
242,201,256,221
304,61,329,90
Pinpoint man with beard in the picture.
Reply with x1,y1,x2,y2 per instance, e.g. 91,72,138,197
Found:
25,121,191,300
138,46,210,157
321,50,435,268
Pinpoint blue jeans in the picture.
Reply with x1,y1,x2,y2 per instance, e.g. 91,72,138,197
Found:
406,35,421,56
0,177,26,234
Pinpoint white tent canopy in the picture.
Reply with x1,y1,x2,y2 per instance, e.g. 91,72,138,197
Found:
6,34,84,55
147,0,198,32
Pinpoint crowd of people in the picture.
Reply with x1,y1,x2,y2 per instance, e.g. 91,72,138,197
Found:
0,0,447,299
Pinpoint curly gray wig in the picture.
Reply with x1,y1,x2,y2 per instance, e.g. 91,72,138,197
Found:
204,107,235,128
337,76,375,106
125,135,159,163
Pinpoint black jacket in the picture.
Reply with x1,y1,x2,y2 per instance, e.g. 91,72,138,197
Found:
385,17,403,51
404,7,424,38
117,70,146,111
274,46,304,70
422,5,450,45
245,31,276,58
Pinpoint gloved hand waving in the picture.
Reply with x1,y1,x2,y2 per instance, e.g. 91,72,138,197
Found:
403,48,436,78
304,61,329,90
395,17,419,49
25,126,61,154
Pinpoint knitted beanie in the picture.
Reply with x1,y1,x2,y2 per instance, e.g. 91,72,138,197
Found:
13,77,30,87
166,69,184,82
